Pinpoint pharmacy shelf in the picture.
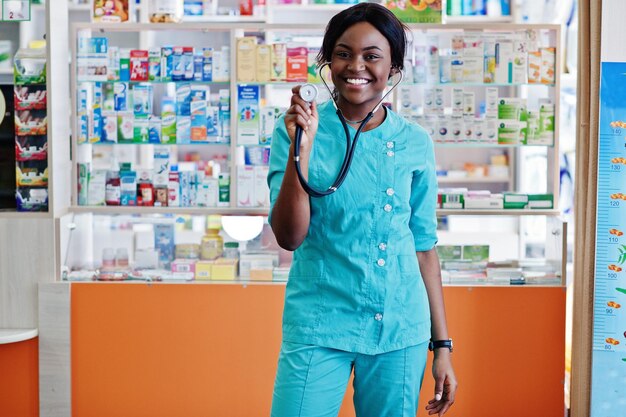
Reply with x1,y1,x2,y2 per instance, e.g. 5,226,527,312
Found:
80,142,230,146
68,205,270,216
401,82,555,87
76,79,230,85
437,176,510,184
68,207,559,217
437,209,560,216
0,328,38,344
444,15,514,24
71,22,327,32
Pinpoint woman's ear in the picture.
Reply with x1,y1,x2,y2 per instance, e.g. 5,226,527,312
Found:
389,66,399,79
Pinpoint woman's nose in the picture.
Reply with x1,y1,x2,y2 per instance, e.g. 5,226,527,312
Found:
347,57,365,71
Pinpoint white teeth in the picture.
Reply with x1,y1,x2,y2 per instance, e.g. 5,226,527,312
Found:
346,78,369,85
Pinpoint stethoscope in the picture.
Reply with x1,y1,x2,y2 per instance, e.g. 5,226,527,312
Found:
293,62,404,197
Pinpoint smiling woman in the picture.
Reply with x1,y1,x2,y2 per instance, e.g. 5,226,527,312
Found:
267,3,457,417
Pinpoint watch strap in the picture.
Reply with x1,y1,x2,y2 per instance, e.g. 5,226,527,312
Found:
428,339,453,352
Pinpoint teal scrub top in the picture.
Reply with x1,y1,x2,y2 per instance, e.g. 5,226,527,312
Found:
267,100,438,355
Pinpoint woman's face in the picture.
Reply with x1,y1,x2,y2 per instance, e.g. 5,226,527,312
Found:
330,21,394,111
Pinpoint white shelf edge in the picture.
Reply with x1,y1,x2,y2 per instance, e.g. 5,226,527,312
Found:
69,206,270,216
434,143,554,148
0,211,52,219
443,15,514,24
437,209,560,216
181,15,266,23
269,4,350,11
0,68,13,75
0,328,38,344
437,176,510,184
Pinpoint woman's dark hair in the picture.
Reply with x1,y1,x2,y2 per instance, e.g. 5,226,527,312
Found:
317,2,409,71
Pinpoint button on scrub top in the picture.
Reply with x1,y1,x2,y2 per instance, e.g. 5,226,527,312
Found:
268,100,438,355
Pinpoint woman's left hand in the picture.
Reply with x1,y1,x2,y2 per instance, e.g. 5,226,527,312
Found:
425,351,457,416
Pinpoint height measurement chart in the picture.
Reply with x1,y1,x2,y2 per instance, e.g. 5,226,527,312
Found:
591,62,626,416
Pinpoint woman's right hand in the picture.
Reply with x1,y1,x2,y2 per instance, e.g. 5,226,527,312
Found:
284,85,319,153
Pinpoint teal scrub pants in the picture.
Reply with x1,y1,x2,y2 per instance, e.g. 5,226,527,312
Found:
270,341,429,417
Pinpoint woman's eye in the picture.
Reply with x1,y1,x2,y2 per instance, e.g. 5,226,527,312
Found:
365,54,379,60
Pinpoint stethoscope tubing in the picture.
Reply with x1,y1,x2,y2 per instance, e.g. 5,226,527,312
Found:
293,64,404,197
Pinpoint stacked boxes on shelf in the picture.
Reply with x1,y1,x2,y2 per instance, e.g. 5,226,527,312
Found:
76,37,231,146
235,84,278,208
406,30,555,86
14,48,48,212
235,37,296,208
437,189,554,210
77,147,231,208
235,36,321,84
397,29,556,146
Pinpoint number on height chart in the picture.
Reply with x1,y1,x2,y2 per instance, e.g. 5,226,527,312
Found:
610,237,619,243
612,164,622,171
611,200,620,207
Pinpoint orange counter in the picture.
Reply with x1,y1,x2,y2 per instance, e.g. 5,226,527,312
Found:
71,284,565,417
0,337,39,417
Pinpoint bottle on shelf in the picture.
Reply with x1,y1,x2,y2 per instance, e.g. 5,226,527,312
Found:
201,227,224,260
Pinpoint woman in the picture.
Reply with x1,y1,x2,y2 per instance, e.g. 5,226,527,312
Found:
267,3,457,416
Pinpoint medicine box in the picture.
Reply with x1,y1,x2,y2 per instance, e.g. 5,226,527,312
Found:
237,85,260,145
236,37,257,82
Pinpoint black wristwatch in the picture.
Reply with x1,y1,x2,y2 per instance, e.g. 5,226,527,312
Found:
428,339,453,353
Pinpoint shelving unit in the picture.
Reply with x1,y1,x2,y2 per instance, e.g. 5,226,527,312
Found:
62,20,565,287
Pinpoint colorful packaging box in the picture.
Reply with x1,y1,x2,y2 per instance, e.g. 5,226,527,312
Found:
160,46,174,81
77,37,109,82
540,47,556,84
202,47,213,81
260,106,279,145
254,165,270,207
117,111,134,143
218,89,231,141
497,120,527,145
528,50,542,84
101,111,118,143
177,116,191,144
237,165,255,207
161,96,177,144
237,85,260,145
133,116,150,143
154,223,175,268
307,46,321,83
256,44,272,83
120,169,137,206
132,84,153,116
153,146,170,187
286,44,308,82
114,82,128,111
271,43,287,81
190,87,208,142
148,116,162,144
176,83,192,116
148,48,161,81
237,37,258,82
130,50,149,81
